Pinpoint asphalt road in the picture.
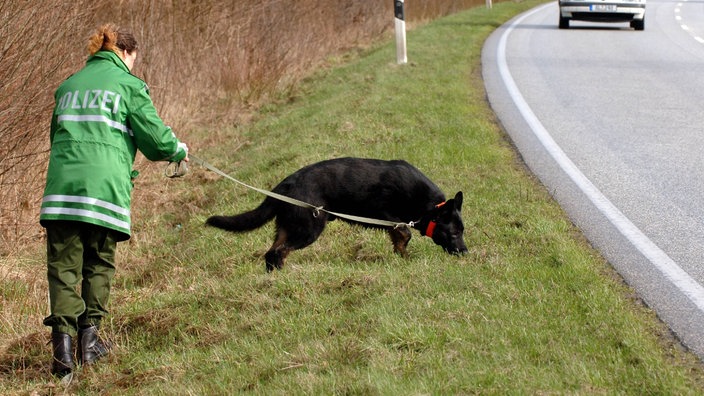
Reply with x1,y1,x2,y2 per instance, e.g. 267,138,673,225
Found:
482,0,704,358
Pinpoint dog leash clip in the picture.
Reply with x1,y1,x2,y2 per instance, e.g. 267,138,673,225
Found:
165,160,188,178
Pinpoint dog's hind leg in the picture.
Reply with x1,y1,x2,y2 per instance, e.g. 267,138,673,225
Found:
265,248,292,272
264,229,292,272
388,226,412,258
264,215,328,271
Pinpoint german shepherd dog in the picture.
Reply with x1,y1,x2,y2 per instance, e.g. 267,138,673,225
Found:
206,157,468,271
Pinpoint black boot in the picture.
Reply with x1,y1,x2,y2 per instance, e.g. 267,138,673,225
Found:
78,325,110,365
51,332,74,377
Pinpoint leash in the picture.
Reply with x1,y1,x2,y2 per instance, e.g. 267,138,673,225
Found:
178,154,415,230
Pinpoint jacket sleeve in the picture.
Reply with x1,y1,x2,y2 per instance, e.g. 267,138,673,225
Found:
127,83,187,162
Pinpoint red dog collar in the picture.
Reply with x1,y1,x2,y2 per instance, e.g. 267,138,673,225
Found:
425,221,437,237
424,201,446,238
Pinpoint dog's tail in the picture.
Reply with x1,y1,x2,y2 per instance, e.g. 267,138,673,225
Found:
206,199,276,232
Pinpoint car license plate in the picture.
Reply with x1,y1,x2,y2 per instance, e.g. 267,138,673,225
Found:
590,4,617,11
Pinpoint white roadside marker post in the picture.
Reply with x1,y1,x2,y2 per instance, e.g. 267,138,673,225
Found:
394,0,407,64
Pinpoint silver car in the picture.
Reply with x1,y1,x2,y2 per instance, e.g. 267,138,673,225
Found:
559,0,646,30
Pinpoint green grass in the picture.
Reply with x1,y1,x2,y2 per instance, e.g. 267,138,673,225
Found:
3,1,704,394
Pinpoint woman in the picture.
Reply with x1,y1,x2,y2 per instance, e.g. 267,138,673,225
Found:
40,23,188,377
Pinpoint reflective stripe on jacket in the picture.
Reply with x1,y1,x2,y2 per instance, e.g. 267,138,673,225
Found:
40,51,187,240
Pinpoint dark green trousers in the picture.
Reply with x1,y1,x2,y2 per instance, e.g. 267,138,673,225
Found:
43,221,117,337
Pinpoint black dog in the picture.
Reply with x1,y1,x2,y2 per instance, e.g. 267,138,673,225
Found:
206,157,468,271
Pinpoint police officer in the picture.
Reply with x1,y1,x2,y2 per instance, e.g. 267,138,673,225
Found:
40,23,189,377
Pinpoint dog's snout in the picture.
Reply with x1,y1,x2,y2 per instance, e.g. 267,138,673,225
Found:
445,245,468,255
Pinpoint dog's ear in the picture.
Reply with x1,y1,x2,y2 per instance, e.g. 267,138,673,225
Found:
452,191,463,212
434,192,463,220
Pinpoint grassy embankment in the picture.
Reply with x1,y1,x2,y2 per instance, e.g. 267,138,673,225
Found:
3,0,704,394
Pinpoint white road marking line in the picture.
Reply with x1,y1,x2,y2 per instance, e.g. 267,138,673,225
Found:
675,2,704,45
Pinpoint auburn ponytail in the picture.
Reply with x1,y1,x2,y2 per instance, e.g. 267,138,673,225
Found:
87,23,138,56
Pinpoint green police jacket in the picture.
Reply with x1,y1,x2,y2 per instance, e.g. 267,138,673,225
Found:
40,50,188,241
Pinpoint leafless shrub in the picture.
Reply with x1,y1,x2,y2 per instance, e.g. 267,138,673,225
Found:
0,0,100,250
